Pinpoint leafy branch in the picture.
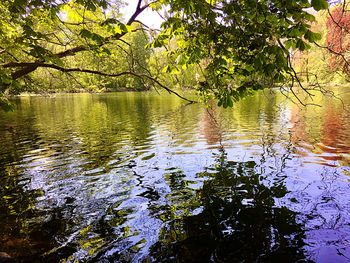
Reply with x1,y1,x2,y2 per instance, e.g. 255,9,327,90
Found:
2,61,196,103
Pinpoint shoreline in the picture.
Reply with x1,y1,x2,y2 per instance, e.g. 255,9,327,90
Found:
15,88,154,97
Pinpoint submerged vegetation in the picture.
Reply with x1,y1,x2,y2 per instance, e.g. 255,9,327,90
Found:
0,0,349,110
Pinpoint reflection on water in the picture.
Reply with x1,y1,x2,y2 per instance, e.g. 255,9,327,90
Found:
0,90,350,262
148,152,306,263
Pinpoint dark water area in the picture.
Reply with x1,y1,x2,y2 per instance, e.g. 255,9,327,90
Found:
1,90,350,262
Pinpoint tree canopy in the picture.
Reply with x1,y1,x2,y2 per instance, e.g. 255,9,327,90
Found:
326,4,350,74
0,0,338,110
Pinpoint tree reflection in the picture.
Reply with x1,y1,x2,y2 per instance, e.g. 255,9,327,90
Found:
148,151,308,262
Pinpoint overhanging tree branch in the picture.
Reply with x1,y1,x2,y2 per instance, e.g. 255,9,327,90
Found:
314,41,350,69
2,61,196,103
7,1,153,80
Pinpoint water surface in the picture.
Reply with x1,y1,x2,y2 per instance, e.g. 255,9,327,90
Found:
1,90,350,262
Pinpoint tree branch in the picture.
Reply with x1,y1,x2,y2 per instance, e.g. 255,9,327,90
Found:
7,1,153,80
3,62,196,103
327,7,350,34
314,41,350,69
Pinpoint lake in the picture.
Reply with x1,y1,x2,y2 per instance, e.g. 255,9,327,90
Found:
1,89,350,262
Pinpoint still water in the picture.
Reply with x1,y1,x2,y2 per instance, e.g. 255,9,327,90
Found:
1,90,350,262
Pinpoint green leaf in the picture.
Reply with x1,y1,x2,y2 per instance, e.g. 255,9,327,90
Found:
289,27,302,37
257,14,265,23
47,56,64,67
227,95,233,107
119,23,128,33
102,47,111,55
163,65,171,73
304,30,322,42
79,29,104,44
100,0,108,9
101,18,118,26
153,38,162,48
311,0,328,11
0,97,13,112
296,39,307,51
175,54,187,65
91,33,104,44
163,65,180,74
79,29,92,38
304,13,315,22
149,2,162,11
265,64,275,75
13,0,26,12
284,40,297,50
85,0,97,11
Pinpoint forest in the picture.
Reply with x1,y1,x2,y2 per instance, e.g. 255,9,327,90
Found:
0,0,349,110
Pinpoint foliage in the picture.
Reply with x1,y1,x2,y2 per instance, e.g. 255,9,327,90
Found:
148,38,202,91
0,0,153,108
0,0,334,111
150,0,328,107
292,2,350,85
325,3,350,74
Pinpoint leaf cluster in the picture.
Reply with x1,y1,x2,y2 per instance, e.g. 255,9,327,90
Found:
150,0,329,106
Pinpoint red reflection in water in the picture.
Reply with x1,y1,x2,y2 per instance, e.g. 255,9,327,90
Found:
321,106,350,154
198,109,222,146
